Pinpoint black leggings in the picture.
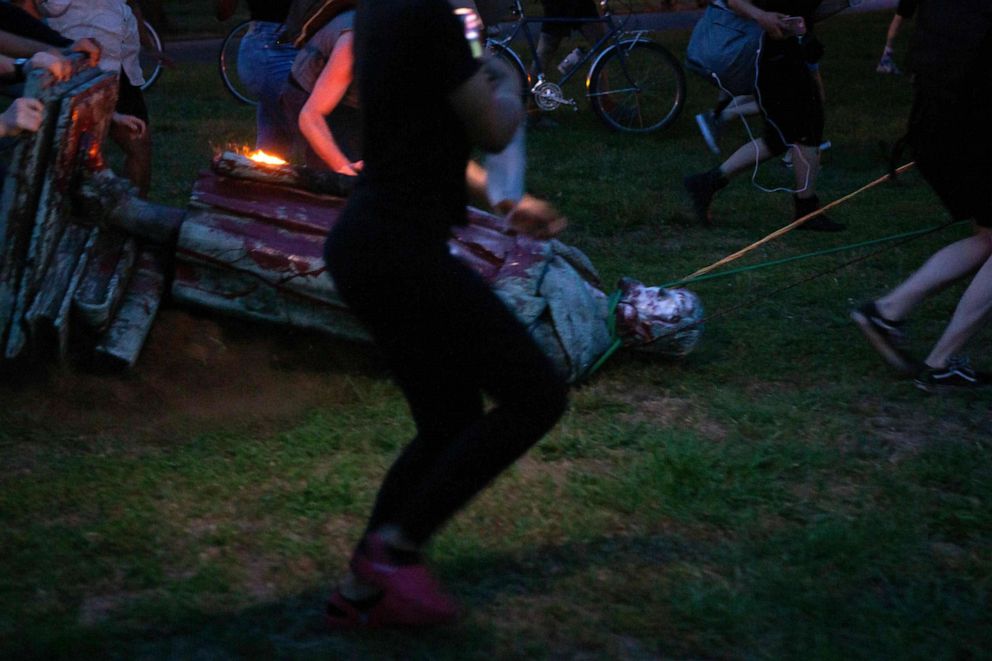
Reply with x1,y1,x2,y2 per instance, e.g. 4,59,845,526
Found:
325,202,569,545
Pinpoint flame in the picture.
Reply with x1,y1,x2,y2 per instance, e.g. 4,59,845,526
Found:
246,149,288,166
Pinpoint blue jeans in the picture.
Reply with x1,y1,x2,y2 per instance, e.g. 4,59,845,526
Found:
238,21,298,156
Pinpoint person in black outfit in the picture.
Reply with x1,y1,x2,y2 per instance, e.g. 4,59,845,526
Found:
322,0,568,628
875,0,918,74
683,0,843,231
852,0,992,391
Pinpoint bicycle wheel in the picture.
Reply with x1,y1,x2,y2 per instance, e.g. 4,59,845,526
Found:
138,19,163,91
219,20,258,106
486,41,530,100
588,40,686,133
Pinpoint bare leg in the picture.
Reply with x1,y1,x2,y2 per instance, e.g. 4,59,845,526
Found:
718,137,773,179
532,32,563,78
720,95,759,123
923,229,992,367
876,229,992,324
791,144,820,199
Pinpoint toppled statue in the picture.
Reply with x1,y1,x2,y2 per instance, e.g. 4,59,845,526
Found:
174,153,703,382
0,51,702,377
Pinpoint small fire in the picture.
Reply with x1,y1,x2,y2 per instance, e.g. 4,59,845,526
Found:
245,149,288,166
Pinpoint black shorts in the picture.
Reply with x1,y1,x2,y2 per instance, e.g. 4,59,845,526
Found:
756,43,823,154
908,79,992,227
116,74,149,124
896,0,918,19
540,0,598,38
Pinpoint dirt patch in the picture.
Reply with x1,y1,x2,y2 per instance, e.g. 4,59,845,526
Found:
0,308,385,446
605,384,728,441
859,401,986,462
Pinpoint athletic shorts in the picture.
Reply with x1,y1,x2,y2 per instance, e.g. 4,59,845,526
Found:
908,79,992,227
540,0,598,37
756,42,824,154
116,74,149,124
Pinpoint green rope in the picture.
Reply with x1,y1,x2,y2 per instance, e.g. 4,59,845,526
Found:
581,220,964,381
581,289,624,381
661,221,966,289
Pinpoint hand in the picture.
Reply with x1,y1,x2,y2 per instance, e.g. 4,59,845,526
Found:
28,51,71,81
755,11,790,40
333,160,363,176
505,193,567,240
111,112,146,137
70,38,102,66
0,98,44,137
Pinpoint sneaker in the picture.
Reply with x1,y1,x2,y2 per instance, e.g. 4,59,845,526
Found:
850,301,916,374
325,588,453,629
683,168,727,225
695,111,722,155
793,195,846,232
796,214,846,231
350,533,459,625
876,53,901,75
914,356,991,393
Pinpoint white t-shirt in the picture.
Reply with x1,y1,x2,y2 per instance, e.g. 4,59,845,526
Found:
47,0,144,86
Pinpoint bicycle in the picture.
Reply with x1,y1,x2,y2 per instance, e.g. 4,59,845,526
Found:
138,19,164,91
218,19,258,106
486,0,686,133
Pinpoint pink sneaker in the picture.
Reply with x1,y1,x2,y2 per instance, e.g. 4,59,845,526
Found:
325,589,456,629
349,534,460,625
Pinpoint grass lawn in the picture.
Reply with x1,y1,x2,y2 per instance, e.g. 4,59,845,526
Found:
2,10,990,660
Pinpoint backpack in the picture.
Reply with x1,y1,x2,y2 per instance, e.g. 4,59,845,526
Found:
278,0,357,48
685,1,763,96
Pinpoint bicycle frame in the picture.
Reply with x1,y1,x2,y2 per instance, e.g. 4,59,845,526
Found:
487,0,650,91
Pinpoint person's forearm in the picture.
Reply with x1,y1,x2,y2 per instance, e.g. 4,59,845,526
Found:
465,160,490,209
0,30,60,58
299,108,353,173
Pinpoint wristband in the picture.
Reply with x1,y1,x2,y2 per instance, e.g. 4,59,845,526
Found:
12,58,29,83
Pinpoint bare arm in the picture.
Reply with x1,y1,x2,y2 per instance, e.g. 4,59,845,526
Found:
465,160,489,208
448,55,523,153
0,28,60,58
298,32,360,174
465,159,567,239
727,0,789,39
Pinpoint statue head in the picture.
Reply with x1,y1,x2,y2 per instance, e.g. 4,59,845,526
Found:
614,277,703,357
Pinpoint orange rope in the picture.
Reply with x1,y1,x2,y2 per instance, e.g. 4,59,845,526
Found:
684,161,916,281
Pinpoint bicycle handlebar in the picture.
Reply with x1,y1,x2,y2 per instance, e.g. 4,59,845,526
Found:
505,0,617,19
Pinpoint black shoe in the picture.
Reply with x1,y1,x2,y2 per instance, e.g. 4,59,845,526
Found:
796,215,846,231
793,194,845,232
850,301,917,374
683,168,727,225
914,356,991,393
